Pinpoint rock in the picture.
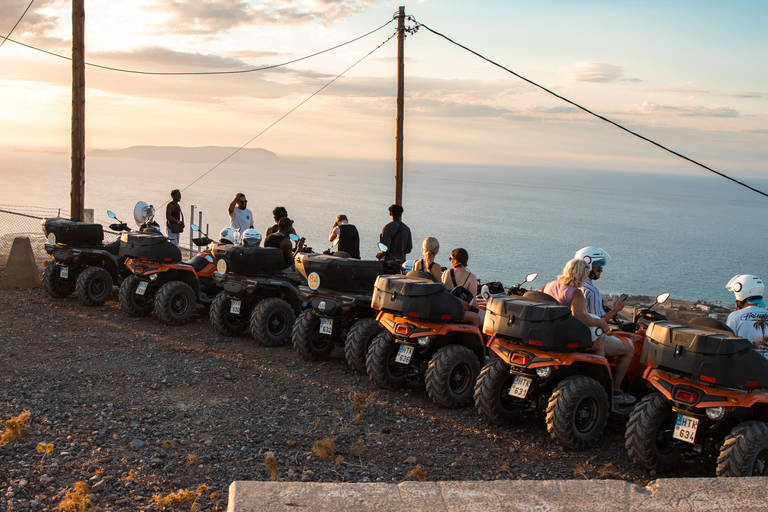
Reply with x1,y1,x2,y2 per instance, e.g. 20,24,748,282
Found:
405,456,417,464
129,439,145,450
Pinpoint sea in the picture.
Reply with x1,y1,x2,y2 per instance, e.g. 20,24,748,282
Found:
3,148,767,306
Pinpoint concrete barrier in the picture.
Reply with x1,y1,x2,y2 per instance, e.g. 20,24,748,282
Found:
0,236,41,288
228,477,768,511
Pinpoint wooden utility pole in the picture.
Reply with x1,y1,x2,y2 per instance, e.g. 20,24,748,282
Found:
71,0,85,221
394,6,405,206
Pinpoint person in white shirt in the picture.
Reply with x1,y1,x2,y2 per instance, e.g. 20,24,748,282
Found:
726,274,768,352
227,193,254,234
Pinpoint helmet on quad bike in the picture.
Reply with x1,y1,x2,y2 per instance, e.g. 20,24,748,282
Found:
219,227,238,245
726,274,764,302
574,247,611,271
241,229,262,247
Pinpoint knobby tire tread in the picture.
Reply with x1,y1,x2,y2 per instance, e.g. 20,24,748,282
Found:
545,375,609,450
210,291,250,336
344,318,382,373
118,274,154,317
366,331,407,390
717,421,768,477
43,263,76,298
155,280,196,326
292,309,334,360
425,344,480,408
624,392,680,469
474,358,522,426
76,266,113,306
250,297,295,347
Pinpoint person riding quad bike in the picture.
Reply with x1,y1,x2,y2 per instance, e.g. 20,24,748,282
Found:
625,275,768,477
41,211,132,306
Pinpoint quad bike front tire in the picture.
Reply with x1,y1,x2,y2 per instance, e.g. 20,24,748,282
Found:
210,291,251,336
76,266,113,306
425,344,480,408
624,392,682,470
344,318,383,373
43,263,76,298
292,309,335,360
546,375,609,450
366,331,409,390
250,297,295,347
155,280,197,326
717,421,768,477
474,358,524,425
118,275,155,317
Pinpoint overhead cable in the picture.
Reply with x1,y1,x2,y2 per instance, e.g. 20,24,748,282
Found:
0,18,395,76
0,0,34,50
415,21,768,199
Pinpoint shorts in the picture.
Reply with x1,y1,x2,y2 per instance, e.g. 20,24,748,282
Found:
603,335,632,357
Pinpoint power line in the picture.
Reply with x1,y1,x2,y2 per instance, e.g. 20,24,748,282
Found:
0,18,395,76
415,21,768,200
0,0,34,50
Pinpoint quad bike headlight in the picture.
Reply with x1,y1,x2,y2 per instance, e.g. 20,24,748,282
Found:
149,274,158,281
417,336,430,347
536,367,552,378
706,407,725,420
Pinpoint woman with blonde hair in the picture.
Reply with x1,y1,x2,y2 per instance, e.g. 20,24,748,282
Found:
412,236,442,282
542,258,609,348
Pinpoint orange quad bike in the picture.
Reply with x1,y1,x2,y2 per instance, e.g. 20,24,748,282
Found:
118,224,218,326
474,291,669,450
625,316,768,477
367,274,486,408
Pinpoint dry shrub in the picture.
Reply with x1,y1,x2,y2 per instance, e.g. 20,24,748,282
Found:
185,453,199,466
162,440,176,449
335,455,345,466
37,442,54,467
351,392,378,410
406,465,428,482
349,439,365,457
499,464,511,474
120,469,137,482
314,418,326,428
152,489,196,507
312,439,335,459
265,453,278,481
573,466,588,480
353,413,363,424
598,463,619,480
58,481,90,512
1,410,30,446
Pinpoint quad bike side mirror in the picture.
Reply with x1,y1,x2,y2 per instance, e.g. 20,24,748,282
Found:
289,234,300,242
107,211,117,219
656,292,670,305
525,272,538,283
191,224,200,232
377,243,388,253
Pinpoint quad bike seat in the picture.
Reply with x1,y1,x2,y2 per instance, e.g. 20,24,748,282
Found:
690,316,734,335
523,290,558,303
103,239,121,256
181,255,211,272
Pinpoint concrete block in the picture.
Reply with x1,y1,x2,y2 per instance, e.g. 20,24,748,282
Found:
83,208,94,223
0,236,41,288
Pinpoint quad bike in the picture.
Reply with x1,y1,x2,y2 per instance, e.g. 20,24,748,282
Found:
41,210,132,306
474,289,669,450
625,316,768,477
209,233,305,346
118,215,217,325
291,242,402,371
366,272,487,408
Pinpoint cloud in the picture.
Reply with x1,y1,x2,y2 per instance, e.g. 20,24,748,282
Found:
648,83,712,94
728,92,762,99
569,62,641,83
636,101,738,118
0,0,67,49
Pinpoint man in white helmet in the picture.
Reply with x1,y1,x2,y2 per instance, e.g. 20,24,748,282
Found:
574,247,635,407
726,275,768,352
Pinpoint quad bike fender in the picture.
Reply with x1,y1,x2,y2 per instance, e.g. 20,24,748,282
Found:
644,368,768,410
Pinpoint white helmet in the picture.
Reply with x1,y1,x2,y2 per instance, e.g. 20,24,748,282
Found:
726,274,764,301
574,247,611,271
241,229,262,247
219,227,238,245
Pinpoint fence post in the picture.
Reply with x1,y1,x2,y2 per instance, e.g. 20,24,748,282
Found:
83,209,94,223
189,205,196,250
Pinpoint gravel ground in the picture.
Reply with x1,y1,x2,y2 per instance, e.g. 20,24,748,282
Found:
0,286,719,511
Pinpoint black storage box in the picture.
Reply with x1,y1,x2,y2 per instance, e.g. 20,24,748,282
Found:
642,321,768,388
119,232,181,263
43,218,103,246
295,253,383,292
483,296,592,351
211,245,284,276
371,275,464,322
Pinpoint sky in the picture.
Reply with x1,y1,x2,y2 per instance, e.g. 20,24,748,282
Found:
0,0,766,177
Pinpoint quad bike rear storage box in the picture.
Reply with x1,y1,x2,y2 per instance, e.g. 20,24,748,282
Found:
295,253,383,292
371,275,464,322
43,218,103,246
483,296,592,351
642,321,768,388
119,232,182,263
211,245,284,276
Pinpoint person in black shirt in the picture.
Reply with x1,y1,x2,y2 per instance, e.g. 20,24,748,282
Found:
328,214,360,259
165,189,184,246
379,204,412,262
265,217,295,269
265,206,296,238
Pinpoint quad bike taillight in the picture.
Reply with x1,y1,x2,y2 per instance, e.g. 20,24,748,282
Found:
673,388,700,404
510,353,531,366
395,324,413,336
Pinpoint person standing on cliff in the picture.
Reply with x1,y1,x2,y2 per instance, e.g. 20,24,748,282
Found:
165,189,184,246
378,204,412,262
328,214,360,259
228,193,253,233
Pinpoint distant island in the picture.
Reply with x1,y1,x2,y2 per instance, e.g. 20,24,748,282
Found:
88,145,280,164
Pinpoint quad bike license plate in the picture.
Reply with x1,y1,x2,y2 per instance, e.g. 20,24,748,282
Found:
136,280,149,296
230,299,241,315
60,266,69,278
673,414,699,444
319,318,333,335
508,376,532,399
395,344,414,365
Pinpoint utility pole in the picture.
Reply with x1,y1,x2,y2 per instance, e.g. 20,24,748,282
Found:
71,0,85,221
394,6,405,206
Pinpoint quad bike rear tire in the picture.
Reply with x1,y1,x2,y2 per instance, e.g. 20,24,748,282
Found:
76,266,113,306
292,309,335,360
118,274,154,317
344,318,383,373
366,331,408,390
155,280,197,326
474,358,524,425
250,297,295,347
43,263,76,298
546,375,609,450
717,421,768,477
624,392,682,470
426,344,480,408
210,291,251,336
